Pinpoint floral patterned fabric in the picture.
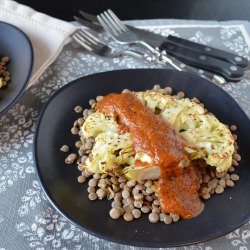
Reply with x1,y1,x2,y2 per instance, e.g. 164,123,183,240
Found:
0,21,250,250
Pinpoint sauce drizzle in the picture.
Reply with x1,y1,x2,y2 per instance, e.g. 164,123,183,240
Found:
96,92,203,219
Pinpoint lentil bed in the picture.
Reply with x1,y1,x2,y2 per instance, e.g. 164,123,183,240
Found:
61,85,241,224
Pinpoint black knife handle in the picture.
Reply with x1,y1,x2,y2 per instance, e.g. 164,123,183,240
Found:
162,54,226,84
164,36,248,68
160,43,244,81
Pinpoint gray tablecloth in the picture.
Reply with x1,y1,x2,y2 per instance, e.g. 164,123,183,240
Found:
1,20,250,250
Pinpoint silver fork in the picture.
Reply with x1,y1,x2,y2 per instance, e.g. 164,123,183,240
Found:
96,10,200,71
96,10,226,84
72,29,143,58
97,9,158,56
72,29,187,70
72,29,152,59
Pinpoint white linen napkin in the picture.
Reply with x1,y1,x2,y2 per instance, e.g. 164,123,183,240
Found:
0,0,77,86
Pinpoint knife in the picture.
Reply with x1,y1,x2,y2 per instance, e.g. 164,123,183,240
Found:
77,10,248,69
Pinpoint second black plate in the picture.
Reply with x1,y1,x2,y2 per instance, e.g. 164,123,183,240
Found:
34,69,250,247
0,21,33,116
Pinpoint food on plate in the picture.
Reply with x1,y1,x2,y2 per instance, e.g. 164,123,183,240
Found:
0,56,10,88
83,92,234,175
62,85,240,223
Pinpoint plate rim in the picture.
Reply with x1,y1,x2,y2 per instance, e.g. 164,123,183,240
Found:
0,21,34,116
34,68,250,247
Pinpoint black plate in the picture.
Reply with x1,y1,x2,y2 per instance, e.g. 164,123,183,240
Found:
0,21,33,116
34,69,250,247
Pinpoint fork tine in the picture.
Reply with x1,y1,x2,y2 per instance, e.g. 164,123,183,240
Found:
103,10,123,34
73,29,104,52
72,33,93,51
97,13,119,36
74,33,94,49
107,9,128,32
75,31,97,48
78,30,103,47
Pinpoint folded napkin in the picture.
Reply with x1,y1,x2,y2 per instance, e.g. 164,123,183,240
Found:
0,0,77,86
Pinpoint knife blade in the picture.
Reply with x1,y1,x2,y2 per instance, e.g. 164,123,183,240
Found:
78,10,248,69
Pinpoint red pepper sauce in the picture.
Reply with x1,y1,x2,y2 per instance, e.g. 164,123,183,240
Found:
96,92,203,219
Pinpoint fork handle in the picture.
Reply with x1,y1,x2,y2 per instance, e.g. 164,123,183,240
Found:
123,48,226,84
135,41,160,56
123,50,146,59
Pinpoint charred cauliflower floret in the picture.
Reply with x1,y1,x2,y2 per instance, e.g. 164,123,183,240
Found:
136,92,234,172
82,112,158,180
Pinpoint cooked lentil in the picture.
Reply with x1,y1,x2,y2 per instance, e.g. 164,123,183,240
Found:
60,145,70,152
81,155,87,164
65,153,77,164
109,208,121,219
71,127,79,135
152,207,160,214
85,141,93,150
88,193,98,200
141,205,150,213
74,105,83,113
153,200,160,206
215,185,224,194
88,178,97,187
153,84,161,90
134,193,143,201
75,140,82,148
202,193,211,200
230,125,237,131
87,186,95,193
233,153,241,161
96,95,103,102
149,212,159,223
170,214,180,222
114,192,122,201
123,212,133,221
127,180,136,187
112,200,122,208
123,204,134,213
226,179,235,187
96,188,106,199
132,209,141,218
134,200,143,208
93,173,101,179
164,215,173,224
177,91,185,98
77,175,86,183
219,179,226,188
122,89,130,93
122,190,130,199
230,174,240,181
232,159,239,166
